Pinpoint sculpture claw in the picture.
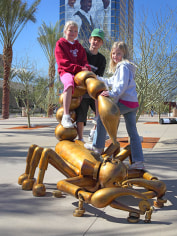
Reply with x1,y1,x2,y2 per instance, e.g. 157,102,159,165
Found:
122,179,166,198
33,183,46,197
22,178,35,190
91,187,147,208
18,173,29,185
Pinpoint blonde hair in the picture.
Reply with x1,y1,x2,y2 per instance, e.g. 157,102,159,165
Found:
108,41,130,73
63,21,78,37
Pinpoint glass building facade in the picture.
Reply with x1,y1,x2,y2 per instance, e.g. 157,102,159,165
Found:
110,0,134,54
59,0,134,52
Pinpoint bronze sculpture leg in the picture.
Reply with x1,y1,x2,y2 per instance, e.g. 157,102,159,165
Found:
18,145,43,190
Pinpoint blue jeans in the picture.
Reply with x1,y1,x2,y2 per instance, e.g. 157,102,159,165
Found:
93,102,144,163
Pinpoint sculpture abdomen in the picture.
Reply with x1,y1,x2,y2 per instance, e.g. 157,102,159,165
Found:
55,140,99,174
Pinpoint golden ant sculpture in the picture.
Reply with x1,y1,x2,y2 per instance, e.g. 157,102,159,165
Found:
18,71,167,223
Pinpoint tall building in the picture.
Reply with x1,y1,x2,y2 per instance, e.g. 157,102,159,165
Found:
59,0,134,53
111,0,134,56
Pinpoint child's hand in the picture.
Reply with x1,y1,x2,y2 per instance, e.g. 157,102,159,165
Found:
100,90,109,97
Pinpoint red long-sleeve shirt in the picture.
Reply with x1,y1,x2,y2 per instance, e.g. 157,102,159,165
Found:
55,38,91,77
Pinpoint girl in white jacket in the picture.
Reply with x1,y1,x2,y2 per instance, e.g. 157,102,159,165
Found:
85,41,144,170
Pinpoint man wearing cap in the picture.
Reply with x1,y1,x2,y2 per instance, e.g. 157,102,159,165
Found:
75,29,106,142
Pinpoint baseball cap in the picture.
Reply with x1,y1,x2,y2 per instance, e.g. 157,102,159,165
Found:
91,29,104,41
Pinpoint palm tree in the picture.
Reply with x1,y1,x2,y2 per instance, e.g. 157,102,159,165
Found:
0,0,41,119
37,21,63,116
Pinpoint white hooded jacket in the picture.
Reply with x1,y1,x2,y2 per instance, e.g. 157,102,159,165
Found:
98,60,138,104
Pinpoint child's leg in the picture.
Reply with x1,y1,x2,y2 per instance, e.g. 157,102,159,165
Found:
60,73,75,128
88,100,98,141
60,73,75,115
76,122,84,141
63,86,72,115
95,100,98,117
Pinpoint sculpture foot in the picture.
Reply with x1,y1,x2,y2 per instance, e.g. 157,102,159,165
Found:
18,173,29,185
33,183,46,197
127,212,140,223
53,190,62,198
144,207,153,223
73,194,85,217
22,178,35,190
154,197,167,208
73,208,85,217
139,200,151,213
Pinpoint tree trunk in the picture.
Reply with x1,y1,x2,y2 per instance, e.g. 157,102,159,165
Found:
2,45,13,119
47,62,55,117
26,100,31,128
158,104,161,121
47,87,54,117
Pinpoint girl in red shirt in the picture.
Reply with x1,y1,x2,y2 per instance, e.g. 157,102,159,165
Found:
55,21,91,128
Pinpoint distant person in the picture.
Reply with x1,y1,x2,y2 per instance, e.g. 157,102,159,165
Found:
66,0,78,21
74,0,94,47
55,21,91,128
75,29,106,142
94,0,111,37
85,41,145,170
151,106,154,117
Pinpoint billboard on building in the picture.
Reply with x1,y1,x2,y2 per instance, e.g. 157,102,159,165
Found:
65,0,111,46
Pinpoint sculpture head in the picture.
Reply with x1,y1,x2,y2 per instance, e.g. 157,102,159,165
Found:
98,159,127,188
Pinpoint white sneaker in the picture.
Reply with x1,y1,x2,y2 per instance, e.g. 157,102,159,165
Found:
84,143,103,154
61,114,74,128
88,129,95,142
129,161,145,170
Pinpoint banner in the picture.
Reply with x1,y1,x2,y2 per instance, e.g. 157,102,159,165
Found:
65,0,111,46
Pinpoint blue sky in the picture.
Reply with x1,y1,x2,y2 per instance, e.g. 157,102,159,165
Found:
0,0,176,77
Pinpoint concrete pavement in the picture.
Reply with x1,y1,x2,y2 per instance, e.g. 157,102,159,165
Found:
0,115,177,236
